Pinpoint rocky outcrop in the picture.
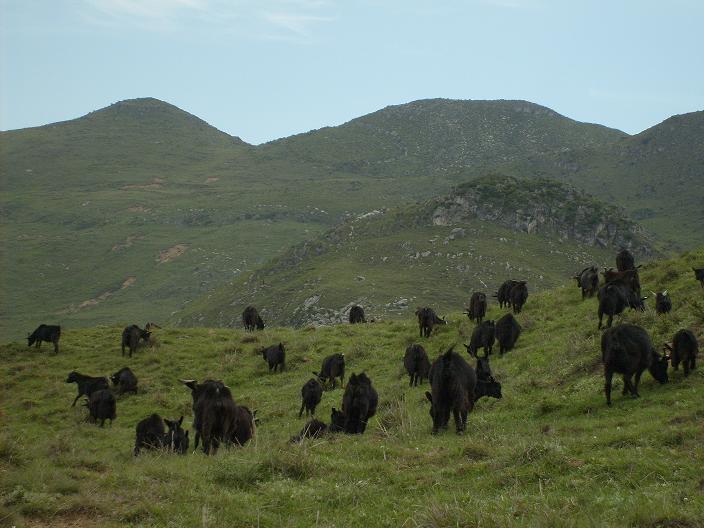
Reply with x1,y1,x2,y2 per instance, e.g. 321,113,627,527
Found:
431,176,654,256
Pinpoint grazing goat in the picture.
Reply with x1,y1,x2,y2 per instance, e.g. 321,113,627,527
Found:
299,378,323,417
121,325,150,357
341,373,378,434
27,324,61,354
262,343,286,372
425,348,476,435
465,292,487,324
495,313,521,355
349,306,366,324
574,266,599,299
66,371,109,407
86,389,116,427
314,354,345,389
415,307,446,338
601,324,669,405
242,306,265,331
664,329,698,377
403,344,431,387
616,248,635,272
465,320,495,357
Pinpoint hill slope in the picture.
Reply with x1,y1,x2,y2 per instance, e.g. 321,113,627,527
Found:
176,175,656,328
1,249,703,527
262,98,626,180
2,98,701,339
496,110,704,248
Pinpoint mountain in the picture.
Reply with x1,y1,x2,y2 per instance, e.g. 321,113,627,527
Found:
175,175,655,328
262,98,626,184
0,97,248,189
0,97,700,339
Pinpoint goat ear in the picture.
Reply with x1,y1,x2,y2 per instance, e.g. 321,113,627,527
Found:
178,416,184,426
425,391,433,404
663,290,668,296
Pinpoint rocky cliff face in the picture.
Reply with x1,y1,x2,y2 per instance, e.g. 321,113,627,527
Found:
431,176,654,256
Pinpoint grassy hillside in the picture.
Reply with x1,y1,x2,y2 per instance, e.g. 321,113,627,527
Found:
262,98,625,179
495,111,704,249
177,176,654,328
1,249,703,527
1,98,700,340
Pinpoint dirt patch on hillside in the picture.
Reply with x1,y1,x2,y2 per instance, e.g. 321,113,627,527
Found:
157,244,188,263
111,235,143,252
127,206,150,213
205,177,219,183
73,277,136,310
122,177,165,191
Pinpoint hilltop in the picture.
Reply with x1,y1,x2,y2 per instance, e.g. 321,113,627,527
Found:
263,98,625,180
176,175,655,328
1,248,702,526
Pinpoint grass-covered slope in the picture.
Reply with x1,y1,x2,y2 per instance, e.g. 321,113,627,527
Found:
2,250,702,527
263,98,625,179
497,110,704,249
1,98,700,340
4,98,619,341
177,176,654,328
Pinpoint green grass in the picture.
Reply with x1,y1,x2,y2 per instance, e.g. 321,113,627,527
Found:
2,249,703,527
175,182,639,328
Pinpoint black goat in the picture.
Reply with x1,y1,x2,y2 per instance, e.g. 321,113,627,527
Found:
314,353,345,389
110,367,138,395
27,324,61,354
616,248,635,272
415,307,446,338
121,325,150,357
495,313,521,355
242,306,265,331
509,281,528,314
341,373,378,434
180,379,238,455
601,324,669,405
574,266,599,299
262,343,285,372
86,389,116,427
66,371,109,407
465,320,495,357
349,306,366,324
693,268,704,288
664,329,698,377
465,292,487,324
299,378,323,417
652,290,672,315
403,344,431,387
425,348,476,435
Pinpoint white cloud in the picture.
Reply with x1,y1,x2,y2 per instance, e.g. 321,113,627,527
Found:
261,11,334,36
79,0,335,38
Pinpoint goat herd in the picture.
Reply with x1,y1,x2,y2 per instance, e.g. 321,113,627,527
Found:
22,250,703,454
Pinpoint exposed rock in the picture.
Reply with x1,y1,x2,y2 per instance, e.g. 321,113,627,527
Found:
431,175,654,256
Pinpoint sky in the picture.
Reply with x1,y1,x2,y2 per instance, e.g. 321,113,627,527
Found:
1,0,703,144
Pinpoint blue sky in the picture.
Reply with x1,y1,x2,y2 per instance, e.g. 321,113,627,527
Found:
1,0,702,144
